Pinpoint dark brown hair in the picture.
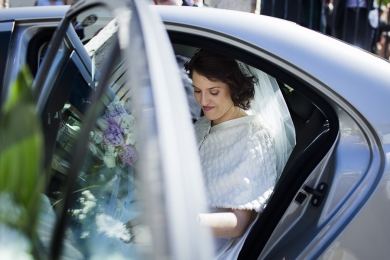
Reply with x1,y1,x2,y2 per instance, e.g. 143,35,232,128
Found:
184,49,257,110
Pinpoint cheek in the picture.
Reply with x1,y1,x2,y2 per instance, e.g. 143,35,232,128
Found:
194,93,201,103
220,92,233,106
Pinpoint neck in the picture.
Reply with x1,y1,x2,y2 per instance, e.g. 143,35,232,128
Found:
212,105,246,126
157,1,178,5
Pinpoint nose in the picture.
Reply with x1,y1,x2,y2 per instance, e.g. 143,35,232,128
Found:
200,92,209,106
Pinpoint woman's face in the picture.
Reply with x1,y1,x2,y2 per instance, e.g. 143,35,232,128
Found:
192,70,234,124
82,15,97,27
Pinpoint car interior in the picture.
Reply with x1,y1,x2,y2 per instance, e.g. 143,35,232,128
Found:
167,33,338,258
23,8,339,258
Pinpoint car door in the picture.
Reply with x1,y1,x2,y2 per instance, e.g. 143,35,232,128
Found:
0,21,13,106
156,6,389,260
33,0,213,259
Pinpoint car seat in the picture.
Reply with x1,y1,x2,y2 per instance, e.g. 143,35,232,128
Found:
239,90,331,259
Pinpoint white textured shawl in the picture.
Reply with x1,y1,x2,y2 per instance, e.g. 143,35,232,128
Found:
194,115,277,212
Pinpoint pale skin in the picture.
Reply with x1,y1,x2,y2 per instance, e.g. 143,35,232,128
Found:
192,70,253,238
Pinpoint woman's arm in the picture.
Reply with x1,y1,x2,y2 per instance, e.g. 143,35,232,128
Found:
198,209,253,238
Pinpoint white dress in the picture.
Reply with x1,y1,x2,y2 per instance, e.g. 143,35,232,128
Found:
194,115,277,260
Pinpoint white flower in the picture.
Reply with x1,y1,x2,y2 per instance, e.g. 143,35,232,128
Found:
0,224,33,260
80,231,90,239
81,190,96,202
72,209,81,215
103,156,116,168
102,145,118,168
103,145,118,168
105,145,117,156
119,114,136,134
95,214,131,242
72,191,97,218
83,200,96,214
124,133,137,146
91,131,103,144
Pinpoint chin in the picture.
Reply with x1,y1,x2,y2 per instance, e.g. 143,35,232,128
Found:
203,112,218,121
205,116,214,121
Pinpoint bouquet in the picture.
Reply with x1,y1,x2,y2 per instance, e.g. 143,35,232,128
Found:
90,99,138,168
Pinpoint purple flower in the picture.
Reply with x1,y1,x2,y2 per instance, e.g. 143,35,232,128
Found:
105,103,127,125
103,124,124,147
118,145,138,165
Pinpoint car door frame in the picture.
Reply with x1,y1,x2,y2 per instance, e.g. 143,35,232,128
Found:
0,21,13,109
163,22,344,259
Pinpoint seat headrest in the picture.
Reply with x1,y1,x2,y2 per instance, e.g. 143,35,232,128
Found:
290,91,315,119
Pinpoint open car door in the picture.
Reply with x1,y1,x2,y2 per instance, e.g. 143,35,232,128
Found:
33,0,213,259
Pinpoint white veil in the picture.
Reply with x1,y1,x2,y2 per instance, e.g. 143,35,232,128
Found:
237,61,296,180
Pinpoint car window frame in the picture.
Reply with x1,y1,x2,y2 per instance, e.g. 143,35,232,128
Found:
0,21,13,108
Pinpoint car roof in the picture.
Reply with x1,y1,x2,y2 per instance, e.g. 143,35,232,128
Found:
155,5,390,131
0,6,68,21
2,5,390,133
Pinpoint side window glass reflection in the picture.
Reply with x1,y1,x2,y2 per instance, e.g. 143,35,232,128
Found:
42,7,152,259
73,14,98,43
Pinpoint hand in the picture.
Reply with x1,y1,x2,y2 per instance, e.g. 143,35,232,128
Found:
198,209,254,238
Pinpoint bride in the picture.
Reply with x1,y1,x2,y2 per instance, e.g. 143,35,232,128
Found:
184,49,295,259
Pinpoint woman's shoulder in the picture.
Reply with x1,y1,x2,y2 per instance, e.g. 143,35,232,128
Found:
194,115,272,143
194,116,211,132
194,116,211,141
194,116,209,126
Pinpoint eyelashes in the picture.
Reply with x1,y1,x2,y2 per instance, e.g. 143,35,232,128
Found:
194,90,219,96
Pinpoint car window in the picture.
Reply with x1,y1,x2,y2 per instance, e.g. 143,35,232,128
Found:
40,6,153,259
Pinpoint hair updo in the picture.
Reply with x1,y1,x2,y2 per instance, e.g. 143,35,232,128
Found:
184,49,257,110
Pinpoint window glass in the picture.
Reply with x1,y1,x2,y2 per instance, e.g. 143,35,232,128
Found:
72,7,113,46
41,7,152,259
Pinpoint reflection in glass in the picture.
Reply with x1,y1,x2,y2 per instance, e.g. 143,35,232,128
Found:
42,7,150,259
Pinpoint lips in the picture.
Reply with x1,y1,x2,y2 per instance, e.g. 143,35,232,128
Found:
203,106,214,111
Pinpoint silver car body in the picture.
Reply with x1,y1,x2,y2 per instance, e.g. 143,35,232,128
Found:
157,6,390,259
1,3,390,259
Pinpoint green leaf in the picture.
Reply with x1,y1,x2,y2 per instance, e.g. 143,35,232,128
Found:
2,66,33,113
0,66,44,236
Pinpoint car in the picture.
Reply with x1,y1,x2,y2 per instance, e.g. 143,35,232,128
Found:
1,1,390,259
